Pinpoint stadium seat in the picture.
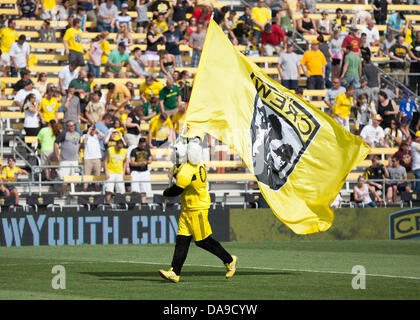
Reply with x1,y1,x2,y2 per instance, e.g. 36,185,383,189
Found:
0,195,16,211
77,194,105,210
243,193,259,209
114,193,142,210
26,194,55,211
153,194,181,211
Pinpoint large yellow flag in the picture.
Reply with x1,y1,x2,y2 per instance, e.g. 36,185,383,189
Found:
185,20,371,234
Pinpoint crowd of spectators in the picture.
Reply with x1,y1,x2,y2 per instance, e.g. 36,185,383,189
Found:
0,0,420,205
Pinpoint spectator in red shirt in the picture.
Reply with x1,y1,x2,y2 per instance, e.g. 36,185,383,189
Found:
342,26,361,55
394,141,413,173
192,6,211,25
260,23,287,56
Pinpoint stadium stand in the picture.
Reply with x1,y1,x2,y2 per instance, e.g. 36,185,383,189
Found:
1,0,420,210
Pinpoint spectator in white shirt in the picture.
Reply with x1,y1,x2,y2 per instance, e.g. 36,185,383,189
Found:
14,80,42,111
360,114,386,148
9,35,31,77
82,124,105,192
58,60,79,95
97,0,118,33
324,77,346,114
113,3,133,32
360,19,380,47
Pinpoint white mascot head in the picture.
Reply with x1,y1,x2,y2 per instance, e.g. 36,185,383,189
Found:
174,127,204,165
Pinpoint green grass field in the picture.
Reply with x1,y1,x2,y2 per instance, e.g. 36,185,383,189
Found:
0,240,419,300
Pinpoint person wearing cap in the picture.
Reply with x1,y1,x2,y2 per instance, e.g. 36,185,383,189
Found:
399,90,418,138
342,25,360,55
410,131,420,193
300,40,327,99
130,137,152,204
114,2,133,32
105,41,130,78
360,114,386,148
277,42,301,90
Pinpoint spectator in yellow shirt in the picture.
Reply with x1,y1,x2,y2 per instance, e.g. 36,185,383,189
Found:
63,18,85,66
148,112,174,148
104,139,129,204
172,104,187,137
332,85,355,132
0,19,18,73
1,157,28,206
40,0,57,21
105,82,132,117
140,75,164,101
39,87,59,125
300,40,327,100
251,0,271,41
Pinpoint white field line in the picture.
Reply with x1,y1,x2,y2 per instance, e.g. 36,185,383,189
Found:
0,259,419,281
111,260,420,281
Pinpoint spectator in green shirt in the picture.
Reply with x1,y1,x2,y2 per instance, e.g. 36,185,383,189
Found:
37,120,61,181
105,42,130,78
340,44,362,88
159,77,181,117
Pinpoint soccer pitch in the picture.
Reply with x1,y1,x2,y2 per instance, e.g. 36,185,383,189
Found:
0,240,419,300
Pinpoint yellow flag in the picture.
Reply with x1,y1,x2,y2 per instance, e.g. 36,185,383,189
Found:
185,20,371,234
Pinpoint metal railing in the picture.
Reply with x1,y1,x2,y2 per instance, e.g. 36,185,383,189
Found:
12,135,41,170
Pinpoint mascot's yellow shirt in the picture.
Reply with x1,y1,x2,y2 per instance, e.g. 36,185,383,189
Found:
174,161,210,211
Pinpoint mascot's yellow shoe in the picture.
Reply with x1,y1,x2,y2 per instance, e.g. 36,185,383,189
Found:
225,255,238,279
158,268,180,283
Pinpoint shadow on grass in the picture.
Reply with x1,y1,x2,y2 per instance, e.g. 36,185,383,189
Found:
80,270,295,282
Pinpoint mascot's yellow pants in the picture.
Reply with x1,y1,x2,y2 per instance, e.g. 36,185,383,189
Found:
177,209,212,242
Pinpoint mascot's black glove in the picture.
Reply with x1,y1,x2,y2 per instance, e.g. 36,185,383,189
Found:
163,185,184,198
